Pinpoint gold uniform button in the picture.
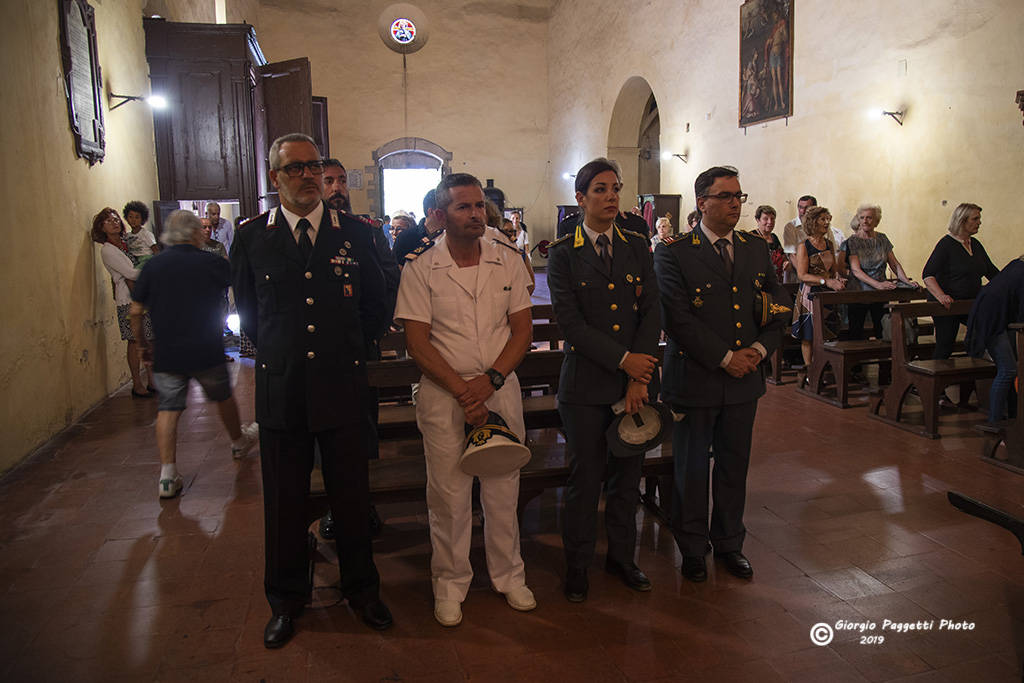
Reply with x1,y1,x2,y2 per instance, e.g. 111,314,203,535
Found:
607,283,615,291
304,271,312,279
264,274,270,281
306,297,314,305
306,351,315,359
307,325,315,333
735,340,742,347
354,360,360,366
612,324,621,332
736,322,742,328
733,304,740,310
732,286,738,293
260,363,267,369
610,303,618,311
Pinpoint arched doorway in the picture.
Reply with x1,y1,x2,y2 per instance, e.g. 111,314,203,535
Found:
372,137,453,219
607,77,660,205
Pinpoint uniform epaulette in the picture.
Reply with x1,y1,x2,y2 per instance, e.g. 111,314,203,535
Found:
405,240,436,261
342,210,374,226
621,229,647,240
661,233,686,246
547,234,572,248
492,237,521,253
239,214,263,229
744,229,766,241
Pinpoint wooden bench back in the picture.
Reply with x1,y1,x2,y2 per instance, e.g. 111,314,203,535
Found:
886,300,974,366
811,288,923,349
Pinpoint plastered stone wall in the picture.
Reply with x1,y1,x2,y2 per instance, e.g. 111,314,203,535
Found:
255,0,552,230
0,0,160,471
548,0,1024,274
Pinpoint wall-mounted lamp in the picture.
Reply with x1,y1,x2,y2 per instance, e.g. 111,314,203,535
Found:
561,172,576,180
870,108,904,126
109,93,168,111
661,151,688,163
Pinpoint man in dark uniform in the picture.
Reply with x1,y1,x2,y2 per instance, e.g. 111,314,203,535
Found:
393,189,445,264
653,165,790,583
319,158,399,540
546,158,662,602
231,133,393,648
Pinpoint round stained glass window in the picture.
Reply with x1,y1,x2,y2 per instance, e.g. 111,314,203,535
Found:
390,18,416,44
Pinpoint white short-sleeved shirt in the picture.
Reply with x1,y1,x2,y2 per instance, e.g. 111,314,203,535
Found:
125,228,156,258
395,233,532,377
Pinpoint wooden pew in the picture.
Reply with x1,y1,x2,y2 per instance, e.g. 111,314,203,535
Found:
766,282,801,385
974,322,1024,473
869,300,995,438
308,345,675,526
799,288,924,408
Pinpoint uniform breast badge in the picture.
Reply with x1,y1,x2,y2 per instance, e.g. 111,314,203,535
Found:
343,284,353,297
692,295,704,308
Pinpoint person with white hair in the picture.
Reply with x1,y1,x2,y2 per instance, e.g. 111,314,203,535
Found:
129,210,257,499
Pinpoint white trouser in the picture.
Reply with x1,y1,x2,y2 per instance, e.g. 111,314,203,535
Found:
415,374,527,602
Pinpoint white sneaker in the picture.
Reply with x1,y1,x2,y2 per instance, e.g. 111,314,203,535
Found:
159,474,184,499
504,585,537,612
434,599,462,627
231,423,259,459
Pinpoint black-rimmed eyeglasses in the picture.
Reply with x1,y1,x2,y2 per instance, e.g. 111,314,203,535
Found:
276,160,326,177
701,192,748,204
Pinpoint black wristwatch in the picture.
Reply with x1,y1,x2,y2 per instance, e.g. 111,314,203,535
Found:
485,368,505,390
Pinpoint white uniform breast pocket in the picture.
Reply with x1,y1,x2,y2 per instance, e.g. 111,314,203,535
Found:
487,285,513,329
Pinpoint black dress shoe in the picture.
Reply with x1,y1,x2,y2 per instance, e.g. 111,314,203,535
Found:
681,556,707,582
350,597,393,630
318,512,335,540
264,614,295,648
717,551,753,579
564,568,588,603
605,560,652,592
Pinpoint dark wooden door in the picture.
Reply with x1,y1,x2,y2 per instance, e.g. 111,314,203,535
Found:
252,58,313,213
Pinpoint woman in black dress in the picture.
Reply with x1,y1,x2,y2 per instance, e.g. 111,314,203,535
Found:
922,203,1000,359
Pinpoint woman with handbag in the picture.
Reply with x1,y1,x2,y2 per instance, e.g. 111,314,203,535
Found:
791,206,846,372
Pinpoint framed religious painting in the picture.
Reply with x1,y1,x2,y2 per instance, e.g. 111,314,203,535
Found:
739,0,794,127
59,0,106,164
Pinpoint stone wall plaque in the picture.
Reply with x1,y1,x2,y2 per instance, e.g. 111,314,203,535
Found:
59,0,106,164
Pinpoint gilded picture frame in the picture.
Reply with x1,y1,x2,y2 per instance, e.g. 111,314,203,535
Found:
739,0,794,127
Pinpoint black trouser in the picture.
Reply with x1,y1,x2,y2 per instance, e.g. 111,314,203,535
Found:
559,402,644,570
669,400,758,557
933,314,967,360
847,302,886,339
260,423,379,616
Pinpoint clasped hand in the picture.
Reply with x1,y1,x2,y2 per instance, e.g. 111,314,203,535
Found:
455,375,494,426
622,352,658,384
725,348,761,378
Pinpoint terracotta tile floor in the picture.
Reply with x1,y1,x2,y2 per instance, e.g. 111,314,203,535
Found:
2,294,1023,681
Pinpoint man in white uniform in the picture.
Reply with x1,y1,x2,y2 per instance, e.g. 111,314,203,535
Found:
394,173,535,627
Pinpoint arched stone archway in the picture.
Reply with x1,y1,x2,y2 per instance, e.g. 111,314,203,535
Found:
370,137,453,217
607,77,660,202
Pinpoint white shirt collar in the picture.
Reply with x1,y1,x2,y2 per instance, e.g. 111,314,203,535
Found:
700,221,733,245
582,221,614,255
278,202,324,237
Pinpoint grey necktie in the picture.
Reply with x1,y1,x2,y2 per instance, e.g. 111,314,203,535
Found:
296,218,313,262
596,233,612,275
715,238,733,276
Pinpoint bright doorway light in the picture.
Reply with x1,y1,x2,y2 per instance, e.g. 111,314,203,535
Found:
382,167,442,221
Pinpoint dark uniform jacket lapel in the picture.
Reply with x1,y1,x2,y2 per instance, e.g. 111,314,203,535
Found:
263,207,307,268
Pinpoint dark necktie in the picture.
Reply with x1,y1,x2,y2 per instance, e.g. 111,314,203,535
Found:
715,238,733,276
596,233,612,275
296,218,313,262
